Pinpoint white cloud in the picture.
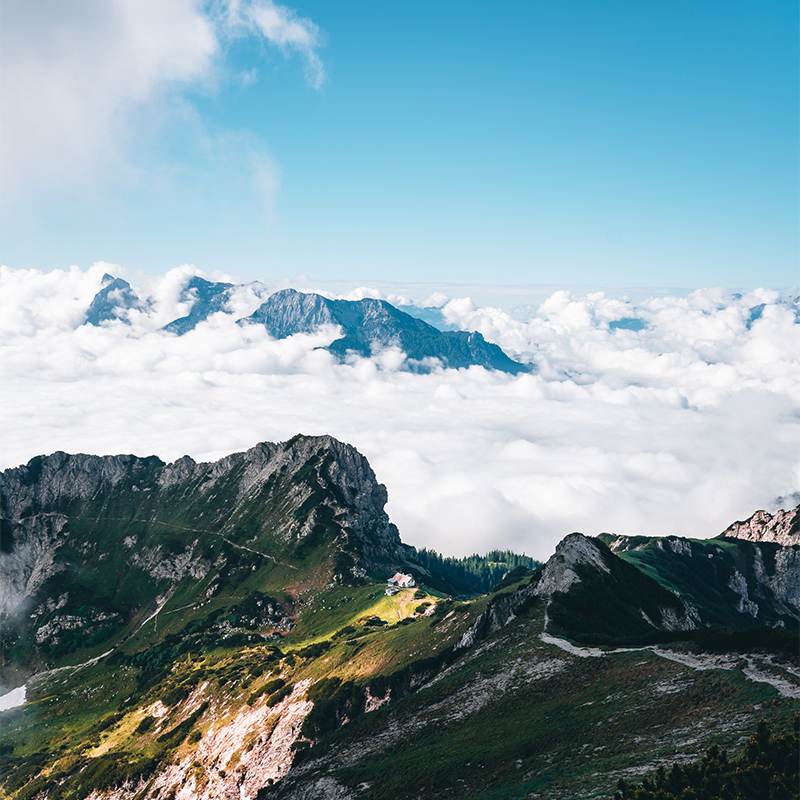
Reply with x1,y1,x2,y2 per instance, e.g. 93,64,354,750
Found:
1,266,798,560
0,0,323,204
0,0,216,200
222,0,325,89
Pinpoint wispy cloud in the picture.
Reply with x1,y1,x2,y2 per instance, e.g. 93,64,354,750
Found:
221,0,326,89
1,266,798,559
0,0,323,205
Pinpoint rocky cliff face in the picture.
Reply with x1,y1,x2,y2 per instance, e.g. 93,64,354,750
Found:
532,532,611,596
0,436,411,677
721,506,800,547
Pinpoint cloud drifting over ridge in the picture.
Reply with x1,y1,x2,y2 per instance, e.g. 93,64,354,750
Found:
1,264,798,559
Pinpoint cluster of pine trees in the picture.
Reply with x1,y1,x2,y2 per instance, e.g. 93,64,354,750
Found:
411,548,540,593
615,717,799,800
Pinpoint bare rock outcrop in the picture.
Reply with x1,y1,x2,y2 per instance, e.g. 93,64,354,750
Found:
533,532,610,596
721,506,800,546
456,533,615,650
751,546,800,618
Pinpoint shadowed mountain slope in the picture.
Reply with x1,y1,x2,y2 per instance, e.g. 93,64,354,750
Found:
597,516,799,631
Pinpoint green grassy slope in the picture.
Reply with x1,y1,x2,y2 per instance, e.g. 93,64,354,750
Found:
596,534,798,629
267,601,799,800
0,578,490,799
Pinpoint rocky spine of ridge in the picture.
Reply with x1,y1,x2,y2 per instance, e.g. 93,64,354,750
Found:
721,506,800,547
241,288,529,374
0,436,413,672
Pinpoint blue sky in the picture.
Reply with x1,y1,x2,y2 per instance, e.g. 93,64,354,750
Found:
1,0,797,288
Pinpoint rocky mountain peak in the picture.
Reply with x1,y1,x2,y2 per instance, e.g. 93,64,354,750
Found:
242,288,528,373
161,276,233,335
532,532,610,597
84,275,145,325
0,435,411,672
721,506,800,547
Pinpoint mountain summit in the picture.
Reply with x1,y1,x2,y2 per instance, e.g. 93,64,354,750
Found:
240,289,528,374
84,274,145,325
0,435,413,677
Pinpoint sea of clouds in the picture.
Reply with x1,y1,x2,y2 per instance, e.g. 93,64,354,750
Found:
1,263,798,560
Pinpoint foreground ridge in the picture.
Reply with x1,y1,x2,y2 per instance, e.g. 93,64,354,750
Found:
0,443,798,800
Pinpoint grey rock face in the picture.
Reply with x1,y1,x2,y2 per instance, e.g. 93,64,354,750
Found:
532,532,610,597
454,588,523,650
242,289,530,374
162,276,234,334
751,546,800,618
722,506,800,547
1,450,139,512
727,569,760,617
661,537,693,557
0,512,68,617
84,274,145,325
246,289,339,338
0,436,409,627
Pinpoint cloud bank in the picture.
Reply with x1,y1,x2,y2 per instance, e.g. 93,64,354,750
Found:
1,264,798,560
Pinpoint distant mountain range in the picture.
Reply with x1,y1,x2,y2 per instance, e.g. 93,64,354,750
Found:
83,275,529,374
1,440,797,799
